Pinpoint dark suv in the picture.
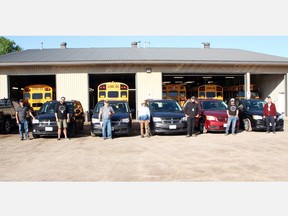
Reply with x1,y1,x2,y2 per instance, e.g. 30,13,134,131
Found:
236,99,284,132
146,99,187,135
32,100,85,138
90,100,133,137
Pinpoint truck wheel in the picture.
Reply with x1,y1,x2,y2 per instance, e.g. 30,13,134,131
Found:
4,119,11,134
243,118,252,132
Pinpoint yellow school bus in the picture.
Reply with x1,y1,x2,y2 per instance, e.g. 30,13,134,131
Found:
162,83,187,106
97,82,129,102
23,84,55,112
224,84,260,99
198,84,223,100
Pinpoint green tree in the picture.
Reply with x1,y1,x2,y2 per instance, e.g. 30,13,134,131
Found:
0,36,23,55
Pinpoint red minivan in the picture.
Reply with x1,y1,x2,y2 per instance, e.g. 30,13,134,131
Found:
197,99,239,133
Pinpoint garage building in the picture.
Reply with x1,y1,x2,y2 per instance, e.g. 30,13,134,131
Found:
0,41,288,118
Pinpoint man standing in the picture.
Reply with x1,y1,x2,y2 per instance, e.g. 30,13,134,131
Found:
138,100,151,138
16,99,35,141
263,96,277,134
225,98,239,135
98,100,115,140
184,96,200,137
55,97,70,140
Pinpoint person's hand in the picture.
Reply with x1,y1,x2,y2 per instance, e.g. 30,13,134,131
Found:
16,120,19,125
274,116,276,119
67,118,70,123
56,118,59,122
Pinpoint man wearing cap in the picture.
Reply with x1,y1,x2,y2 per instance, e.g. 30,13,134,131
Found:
138,100,151,138
98,100,115,140
225,98,239,135
263,96,277,134
184,96,200,137
16,99,35,140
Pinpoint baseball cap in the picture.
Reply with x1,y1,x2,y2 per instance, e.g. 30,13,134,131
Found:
230,98,235,101
19,99,24,102
191,96,196,99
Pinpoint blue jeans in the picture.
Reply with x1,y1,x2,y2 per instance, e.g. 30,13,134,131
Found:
102,118,112,138
226,116,237,134
19,119,29,139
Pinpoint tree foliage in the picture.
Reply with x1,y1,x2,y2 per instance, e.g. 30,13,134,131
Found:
0,36,23,55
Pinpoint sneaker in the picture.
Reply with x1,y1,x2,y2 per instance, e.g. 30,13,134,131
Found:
232,133,236,135
192,134,197,137
273,132,276,134
266,131,270,134
141,135,144,138
57,138,61,141
65,138,70,140
225,133,229,136
186,134,191,137
21,138,24,141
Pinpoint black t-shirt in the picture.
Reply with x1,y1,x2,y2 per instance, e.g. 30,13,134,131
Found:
227,103,238,116
16,106,29,121
55,102,68,119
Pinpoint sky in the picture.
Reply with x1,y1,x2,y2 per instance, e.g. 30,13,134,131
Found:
4,36,288,58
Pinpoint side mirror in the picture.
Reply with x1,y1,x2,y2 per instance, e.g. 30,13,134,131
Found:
90,109,94,114
130,109,135,113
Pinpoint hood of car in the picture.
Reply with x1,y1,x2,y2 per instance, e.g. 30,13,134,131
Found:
202,110,227,116
92,112,130,120
151,111,185,118
36,113,56,121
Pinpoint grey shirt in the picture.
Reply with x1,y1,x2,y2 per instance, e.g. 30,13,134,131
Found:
16,106,29,121
100,106,114,119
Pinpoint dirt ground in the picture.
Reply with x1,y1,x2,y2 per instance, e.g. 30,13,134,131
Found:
0,119,288,181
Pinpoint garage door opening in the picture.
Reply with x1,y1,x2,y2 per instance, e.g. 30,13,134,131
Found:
89,74,136,118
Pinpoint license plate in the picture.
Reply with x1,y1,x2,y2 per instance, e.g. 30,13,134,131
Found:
45,127,53,131
169,125,177,129
223,124,227,127
112,127,115,131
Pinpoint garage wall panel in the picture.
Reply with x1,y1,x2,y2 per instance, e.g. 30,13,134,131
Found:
0,74,8,98
56,73,89,112
135,72,162,115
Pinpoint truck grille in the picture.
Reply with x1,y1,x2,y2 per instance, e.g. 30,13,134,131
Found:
39,120,57,127
162,118,182,124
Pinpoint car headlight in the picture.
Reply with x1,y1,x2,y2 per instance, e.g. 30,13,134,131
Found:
181,116,187,122
206,115,217,121
252,115,263,120
153,117,162,122
91,118,100,123
277,114,284,120
121,118,130,123
32,119,39,124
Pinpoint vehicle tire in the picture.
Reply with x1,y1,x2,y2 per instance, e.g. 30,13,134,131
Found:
3,118,11,134
91,131,96,137
199,120,207,134
33,134,40,138
243,118,252,132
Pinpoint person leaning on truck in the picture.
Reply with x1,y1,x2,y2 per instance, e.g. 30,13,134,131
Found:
16,99,35,141
55,96,70,140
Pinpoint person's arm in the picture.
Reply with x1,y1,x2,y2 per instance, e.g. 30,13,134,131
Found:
236,109,239,117
55,104,58,122
98,109,102,120
147,107,150,122
29,110,35,120
16,111,19,124
263,104,267,118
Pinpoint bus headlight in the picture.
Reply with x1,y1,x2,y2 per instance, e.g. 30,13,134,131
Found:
32,119,39,124
153,117,162,122
121,118,130,123
92,118,100,123
252,115,263,120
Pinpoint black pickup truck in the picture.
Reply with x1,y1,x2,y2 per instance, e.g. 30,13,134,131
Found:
0,98,19,133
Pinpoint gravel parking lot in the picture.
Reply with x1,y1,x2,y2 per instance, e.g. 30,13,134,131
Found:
0,119,287,181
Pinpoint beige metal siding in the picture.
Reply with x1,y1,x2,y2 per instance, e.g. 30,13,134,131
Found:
135,72,162,117
0,74,8,98
56,73,89,112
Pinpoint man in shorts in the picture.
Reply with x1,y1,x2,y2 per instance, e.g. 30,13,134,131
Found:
55,97,70,140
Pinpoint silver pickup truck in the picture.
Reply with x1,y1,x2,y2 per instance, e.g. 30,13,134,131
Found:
0,98,19,134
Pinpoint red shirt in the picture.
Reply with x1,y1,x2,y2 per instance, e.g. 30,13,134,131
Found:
263,102,277,116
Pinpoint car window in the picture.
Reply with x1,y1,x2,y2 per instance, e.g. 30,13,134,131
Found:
201,101,227,110
245,100,265,110
149,101,182,112
94,102,129,113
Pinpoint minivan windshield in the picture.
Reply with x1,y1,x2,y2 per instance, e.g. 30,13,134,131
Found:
201,101,227,110
38,101,73,114
94,101,129,113
244,100,265,111
149,101,183,112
